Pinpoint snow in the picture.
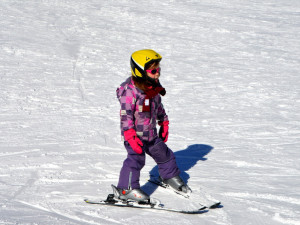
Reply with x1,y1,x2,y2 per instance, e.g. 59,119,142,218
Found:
0,0,299,224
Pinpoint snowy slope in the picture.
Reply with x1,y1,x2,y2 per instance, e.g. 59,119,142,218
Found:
0,0,300,224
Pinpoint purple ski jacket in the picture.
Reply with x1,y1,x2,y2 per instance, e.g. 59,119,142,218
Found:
116,77,168,142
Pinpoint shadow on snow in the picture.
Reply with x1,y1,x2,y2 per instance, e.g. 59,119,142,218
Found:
142,144,213,195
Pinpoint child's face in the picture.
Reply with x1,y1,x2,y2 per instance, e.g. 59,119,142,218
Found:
146,63,160,81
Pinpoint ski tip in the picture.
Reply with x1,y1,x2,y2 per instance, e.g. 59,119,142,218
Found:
199,206,207,210
209,202,222,209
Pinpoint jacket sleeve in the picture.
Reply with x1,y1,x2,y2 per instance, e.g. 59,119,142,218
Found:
118,87,137,133
157,96,169,122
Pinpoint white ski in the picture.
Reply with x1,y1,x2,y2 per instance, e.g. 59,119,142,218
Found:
148,177,221,209
84,194,207,214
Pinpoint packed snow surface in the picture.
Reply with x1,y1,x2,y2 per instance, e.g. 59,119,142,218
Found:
0,0,299,224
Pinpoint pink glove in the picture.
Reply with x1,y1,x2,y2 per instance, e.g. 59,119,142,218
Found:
158,121,169,143
124,129,144,154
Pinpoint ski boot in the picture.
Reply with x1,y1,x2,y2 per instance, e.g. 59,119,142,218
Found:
111,185,150,203
162,175,192,196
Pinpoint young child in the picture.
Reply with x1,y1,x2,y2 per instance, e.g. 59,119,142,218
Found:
114,49,189,202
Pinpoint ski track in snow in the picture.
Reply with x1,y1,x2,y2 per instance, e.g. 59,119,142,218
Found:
1,0,300,224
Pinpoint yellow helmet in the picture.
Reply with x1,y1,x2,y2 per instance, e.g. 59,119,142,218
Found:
130,49,162,79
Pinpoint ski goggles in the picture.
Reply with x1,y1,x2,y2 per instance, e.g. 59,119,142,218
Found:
145,67,160,74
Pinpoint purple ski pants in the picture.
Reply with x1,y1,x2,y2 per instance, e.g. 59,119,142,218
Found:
117,137,180,189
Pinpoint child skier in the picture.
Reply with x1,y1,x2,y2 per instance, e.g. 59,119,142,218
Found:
114,49,190,202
